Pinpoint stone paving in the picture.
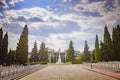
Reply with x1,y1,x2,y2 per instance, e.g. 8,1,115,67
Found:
20,65,118,80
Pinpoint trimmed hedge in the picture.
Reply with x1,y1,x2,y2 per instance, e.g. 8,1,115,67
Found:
72,60,82,64
30,61,48,65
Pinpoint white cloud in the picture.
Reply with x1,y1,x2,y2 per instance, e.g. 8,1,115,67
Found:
1,0,120,52
3,7,67,29
74,1,106,15
8,32,19,50
45,29,95,51
0,0,8,8
61,0,67,3
9,0,24,6
61,0,72,3
46,5,51,10
0,0,24,8
0,12,3,16
81,0,89,3
5,7,53,20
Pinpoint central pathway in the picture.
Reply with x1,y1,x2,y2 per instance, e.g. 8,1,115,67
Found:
20,65,118,80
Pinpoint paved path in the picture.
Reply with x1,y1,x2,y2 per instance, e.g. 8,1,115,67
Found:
20,65,118,80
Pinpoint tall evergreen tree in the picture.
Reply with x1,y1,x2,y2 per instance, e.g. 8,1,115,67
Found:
39,42,48,62
0,28,3,42
103,25,114,61
104,26,112,45
0,32,8,65
66,40,75,62
82,40,91,62
16,25,28,64
30,41,39,62
0,28,3,64
112,24,120,61
100,41,106,61
94,35,100,61
6,50,16,66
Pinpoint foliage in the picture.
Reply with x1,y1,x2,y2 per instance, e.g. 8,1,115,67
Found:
0,31,8,65
112,24,120,61
6,50,16,65
100,26,115,61
82,40,91,62
39,61,48,65
66,40,75,62
16,25,28,64
64,62,72,65
39,42,48,62
94,35,100,61
30,61,48,65
51,54,55,63
72,60,82,64
30,41,39,62
0,28,3,65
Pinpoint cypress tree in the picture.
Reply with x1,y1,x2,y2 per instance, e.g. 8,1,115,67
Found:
0,28,3,64
82,40,91,62
16,25,28,64
94,35,100,61
39,42,48,62
30,41,39,62
6,50,16,66
0,28,3,42
104,25,112,45
112,24,120,61
66,40,75,62
2,32,8,65
103,25,114,61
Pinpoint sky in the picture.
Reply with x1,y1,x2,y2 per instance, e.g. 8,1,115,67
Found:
0,0,120,52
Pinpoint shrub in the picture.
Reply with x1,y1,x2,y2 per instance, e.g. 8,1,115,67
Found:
72,60,82,64
64,62,72,65
40,61,48,65
90,60,98,63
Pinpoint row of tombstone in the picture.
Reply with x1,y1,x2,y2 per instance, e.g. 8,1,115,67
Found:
0,64,44,80
83,61,120,72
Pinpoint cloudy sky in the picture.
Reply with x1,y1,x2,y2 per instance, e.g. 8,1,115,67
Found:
0,0,120,52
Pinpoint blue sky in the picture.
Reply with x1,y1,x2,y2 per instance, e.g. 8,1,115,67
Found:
0,0,120,52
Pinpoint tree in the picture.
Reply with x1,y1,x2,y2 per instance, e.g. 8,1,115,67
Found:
16,25,28,64
82,40,91,62
0,28,3,64
104,25,112,46
6,50,16,66
66,40,75,62
30,41,39,62
100,41,105,61
112,24,120,61
94,35,100,61
39,42,48,62
0,28,9,65
51,54,54,63
1,32,8,65
102,25,114,61
0,28,3,42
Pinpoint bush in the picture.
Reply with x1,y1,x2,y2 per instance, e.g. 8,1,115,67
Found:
30,61,48,65
64,62,72,65
72,60,82,64
40,61,48,65
90,60,98,63
30,62,40,65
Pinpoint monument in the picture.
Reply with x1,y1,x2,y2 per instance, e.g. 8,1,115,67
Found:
56,49,63,64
